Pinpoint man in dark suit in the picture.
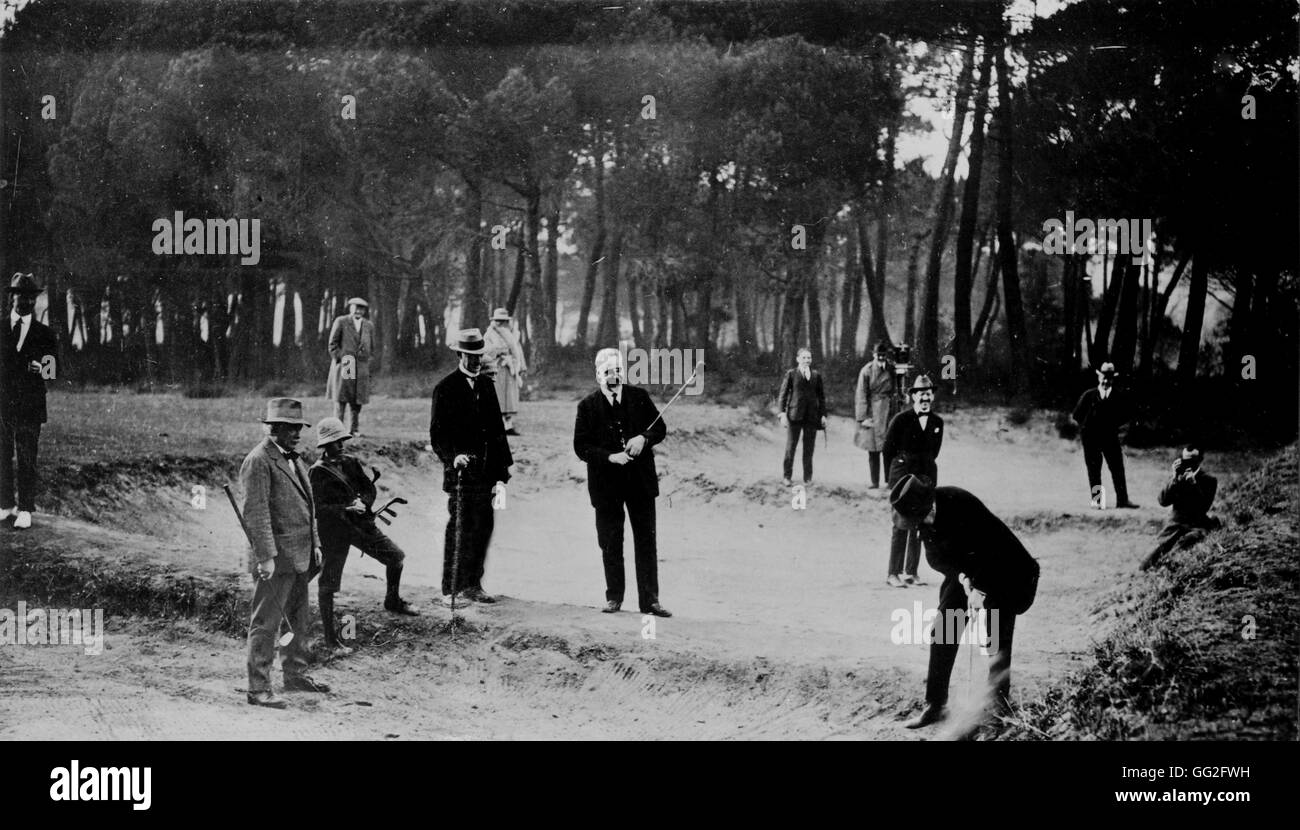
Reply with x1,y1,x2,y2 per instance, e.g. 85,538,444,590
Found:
2,273,57,530
891,475,1040,730
309,416,417,658
429,328,513,606
1141,446,1220,571
1071,362,1138,508
239,398,328,709
881,375,943,587
776,347,827,486
574,347,671,617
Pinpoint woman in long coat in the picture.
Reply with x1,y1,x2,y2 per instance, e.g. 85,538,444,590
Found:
854,342,899,489
483,308,527,435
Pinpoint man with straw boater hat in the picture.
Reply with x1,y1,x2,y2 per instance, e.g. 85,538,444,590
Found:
309,415,418,659
326,296,375,437
429,328,514,607
891,475,1040,732
1,273,57,530
880,373,943,587
483,307,527,436
239,398,329,708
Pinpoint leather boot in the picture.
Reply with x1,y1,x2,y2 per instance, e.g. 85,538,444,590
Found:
384,565,420,616
319,590,353,657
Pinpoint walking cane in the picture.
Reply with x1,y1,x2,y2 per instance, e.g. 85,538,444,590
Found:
449,467,465,634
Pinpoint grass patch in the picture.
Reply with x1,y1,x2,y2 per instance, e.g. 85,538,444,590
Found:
995,445,1299,740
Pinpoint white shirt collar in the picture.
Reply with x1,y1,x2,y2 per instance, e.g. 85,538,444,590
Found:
602,386,621,405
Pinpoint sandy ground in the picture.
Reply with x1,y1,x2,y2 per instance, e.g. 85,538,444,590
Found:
0,394,1260,740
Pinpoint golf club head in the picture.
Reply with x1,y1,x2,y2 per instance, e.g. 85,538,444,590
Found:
377,514,392,525
392,497,408,505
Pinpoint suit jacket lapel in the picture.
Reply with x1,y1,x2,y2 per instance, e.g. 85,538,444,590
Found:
267,441,309,501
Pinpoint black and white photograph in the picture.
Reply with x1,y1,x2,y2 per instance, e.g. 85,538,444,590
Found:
0,0,1296,764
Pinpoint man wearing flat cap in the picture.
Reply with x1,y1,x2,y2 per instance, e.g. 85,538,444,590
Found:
326,297,374,437
484,307,527,436
1141,446,1220,571
429,329,513,606
891,475,1040,730
574,347,671,617
239,398,329,708
1071,362,1138,509
309,416,418,659
2,273,57,530
880,374,943,587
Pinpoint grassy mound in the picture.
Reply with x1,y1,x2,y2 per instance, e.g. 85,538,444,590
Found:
999,445,1298,740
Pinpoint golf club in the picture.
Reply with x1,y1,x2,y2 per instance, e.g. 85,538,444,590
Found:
628,360,704,451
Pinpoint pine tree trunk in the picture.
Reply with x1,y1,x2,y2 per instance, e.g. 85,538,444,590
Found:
994,33,1029,390
919,41,976,373
953,40,994,378
1176,253,1208,385
460,180,484,329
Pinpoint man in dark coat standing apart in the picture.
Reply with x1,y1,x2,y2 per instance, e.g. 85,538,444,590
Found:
2,273,57,530
574,347,671,617
429,328,513,606
892,475,1040,730
1071,362,1138,508
776,347,827,486
881,374,943,587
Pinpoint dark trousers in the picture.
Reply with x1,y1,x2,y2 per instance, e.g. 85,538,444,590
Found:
1141,518,1220,570
318,520,405,595
247,569,312,693
868,451,882,487
443,489,494,595
782,421,818,482
335,401,362,435
0,416,41,512
888,527,922,577
925,575,1018,709
595,495,659,611
1083,436,1129,503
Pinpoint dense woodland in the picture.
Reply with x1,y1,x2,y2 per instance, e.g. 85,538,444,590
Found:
1,0,1296,438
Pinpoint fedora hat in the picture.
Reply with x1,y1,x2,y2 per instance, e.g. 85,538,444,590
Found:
347,297,369,309
261,397,311,426
315,417,352,448
8,273,42,295
890,474,936,528
908,374,936,393
491,307,511,322
451,328,486,355
1096,362,1117,378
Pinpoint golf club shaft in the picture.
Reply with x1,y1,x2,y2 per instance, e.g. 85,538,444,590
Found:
631,361,703,446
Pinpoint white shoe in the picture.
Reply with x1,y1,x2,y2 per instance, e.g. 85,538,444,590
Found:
13,511,32,529
441,593,473,607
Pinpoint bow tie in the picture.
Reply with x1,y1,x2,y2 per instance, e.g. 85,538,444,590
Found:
283,451,299,462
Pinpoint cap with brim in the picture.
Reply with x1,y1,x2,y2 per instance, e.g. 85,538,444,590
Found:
315,417,352,448
1096,362,1117,377
347,297,369,309
8,273,42,295
451,328,486,355
261,397,311,426
890,474,936,529
491,307,511,322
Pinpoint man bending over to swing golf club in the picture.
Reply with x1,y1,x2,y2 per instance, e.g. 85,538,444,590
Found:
310,416,418,659
891,474,1040,731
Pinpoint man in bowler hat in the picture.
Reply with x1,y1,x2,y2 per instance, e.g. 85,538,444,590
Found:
881,374,943,587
